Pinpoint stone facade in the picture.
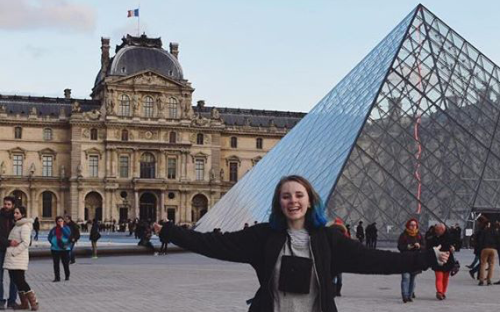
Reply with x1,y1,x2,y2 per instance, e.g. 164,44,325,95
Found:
0,34,304,229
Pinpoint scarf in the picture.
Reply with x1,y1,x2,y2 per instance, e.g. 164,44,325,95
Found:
405,228,419,237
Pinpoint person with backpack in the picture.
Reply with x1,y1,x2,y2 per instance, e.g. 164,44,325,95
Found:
65,216,80,264
48,216,72,282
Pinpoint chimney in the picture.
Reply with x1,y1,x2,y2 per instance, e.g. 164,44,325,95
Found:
64,89,72,99
101,37,110,75
197,100,205,110
169,42,179,59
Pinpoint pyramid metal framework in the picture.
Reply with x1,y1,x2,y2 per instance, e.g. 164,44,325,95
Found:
196,5,500,239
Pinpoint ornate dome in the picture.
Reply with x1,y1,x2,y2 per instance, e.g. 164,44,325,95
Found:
94,34,183,87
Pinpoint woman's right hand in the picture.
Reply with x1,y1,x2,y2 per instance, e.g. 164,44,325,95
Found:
153,223,163,234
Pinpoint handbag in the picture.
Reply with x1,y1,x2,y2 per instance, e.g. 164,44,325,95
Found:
278,235,313,294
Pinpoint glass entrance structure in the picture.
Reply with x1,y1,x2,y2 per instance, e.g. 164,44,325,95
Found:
196,5,500,239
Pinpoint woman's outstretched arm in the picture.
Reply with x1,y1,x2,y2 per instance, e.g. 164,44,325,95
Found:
157,222,269,265
330,229,447,274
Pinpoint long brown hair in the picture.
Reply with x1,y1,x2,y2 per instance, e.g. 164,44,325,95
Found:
269,175,326,230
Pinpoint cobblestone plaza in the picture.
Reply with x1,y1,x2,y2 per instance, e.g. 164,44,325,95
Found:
15,250,498,311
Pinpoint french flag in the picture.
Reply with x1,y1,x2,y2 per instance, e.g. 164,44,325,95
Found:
127,9,139,17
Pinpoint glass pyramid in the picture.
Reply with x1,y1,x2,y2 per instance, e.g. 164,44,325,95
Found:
196,5,500,239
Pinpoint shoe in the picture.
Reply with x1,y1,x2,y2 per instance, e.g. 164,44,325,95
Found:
65,276,70,281
153,252,159,256
494,280,500,285
10,291,29,310
436,292,444,300
469,270,475,279
92,256,98,259
412,292,416,299
25,291,39,311
466,265,473,269
70,260,75,264
478,281,484,286
487,280,492,286
53,278,60,282
402,297,408,303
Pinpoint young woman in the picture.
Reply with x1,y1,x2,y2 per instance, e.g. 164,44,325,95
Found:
154,175,450,312
3,206,38,310
48,216,72,282
89,219,101,259
397,218,425,303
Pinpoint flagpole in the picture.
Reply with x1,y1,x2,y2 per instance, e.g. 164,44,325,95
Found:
138,4,141,36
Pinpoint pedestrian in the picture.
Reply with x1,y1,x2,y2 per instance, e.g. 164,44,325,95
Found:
397,218,425,303
0,196,18,309
426,223,455,300
153,175,449,312
159,220,169,255
329,217,349,297
3,206,38,310
89,219,101,259
477,221,499,286
356,221,364,244
48,216,72,282
65,215,80,264
138,222,156,255
32,217,40,242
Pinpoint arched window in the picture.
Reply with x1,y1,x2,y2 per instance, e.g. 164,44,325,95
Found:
143,96,154,118
140,152,156,179
256,138,263,149
230,137,238,148
121,130,129,141
169,131,177,144
43,128,53,141
196,133,204,145
119,94,131,116
168,97,178,119
90,128,98,140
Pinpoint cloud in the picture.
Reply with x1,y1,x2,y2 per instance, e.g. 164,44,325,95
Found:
0,0,96,33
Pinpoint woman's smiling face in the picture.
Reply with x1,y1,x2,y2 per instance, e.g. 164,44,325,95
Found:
280,181,310,228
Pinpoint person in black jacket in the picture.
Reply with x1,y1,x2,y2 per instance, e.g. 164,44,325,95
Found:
154,175,450,312
65,215,80,264
0,196,18,309
355,221,364,244
397,218,425,303
89,220,101,259
478,221,500,285
426,223,456,300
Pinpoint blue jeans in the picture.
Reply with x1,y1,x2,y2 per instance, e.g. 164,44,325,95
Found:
401,272,417,299
0,251,17,305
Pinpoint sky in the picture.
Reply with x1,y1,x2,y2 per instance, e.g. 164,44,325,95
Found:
1,0,499,113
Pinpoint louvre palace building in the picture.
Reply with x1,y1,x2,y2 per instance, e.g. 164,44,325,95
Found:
0,34,304,229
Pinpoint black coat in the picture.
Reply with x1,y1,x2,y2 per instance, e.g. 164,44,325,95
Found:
426,230,455,272
160,223,436,312
0,208,14,251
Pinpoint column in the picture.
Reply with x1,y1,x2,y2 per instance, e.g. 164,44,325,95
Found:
58,188,65,216
110,190,116,221
185,191,192,223
134,190,139,219
160,151,167,178
110,149,116,177
132,150,138,178
29,188,37,218
105,149,111,177
160,191,165,221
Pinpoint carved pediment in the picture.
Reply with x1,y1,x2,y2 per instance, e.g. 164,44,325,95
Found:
8,147,27,158
84,147,103,159
114,71,183,88
38,148,57,160
251,156,262,166
226,155,241,166
191,152,209,163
